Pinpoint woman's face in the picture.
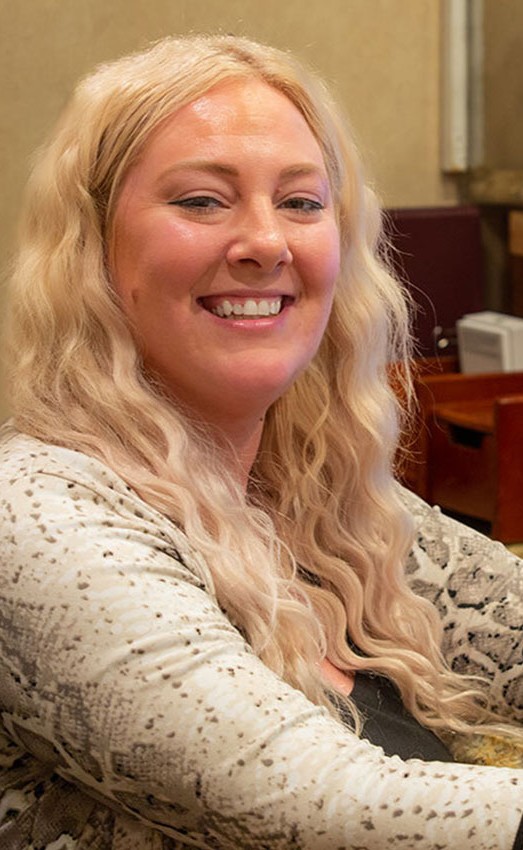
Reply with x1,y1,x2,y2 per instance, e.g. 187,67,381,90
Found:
110,78,340,426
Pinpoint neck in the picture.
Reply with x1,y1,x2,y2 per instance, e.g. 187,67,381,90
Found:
214,414,265,490
182,402,265,491
152,371,268,488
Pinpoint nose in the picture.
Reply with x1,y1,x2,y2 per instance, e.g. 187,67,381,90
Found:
226,201,293,273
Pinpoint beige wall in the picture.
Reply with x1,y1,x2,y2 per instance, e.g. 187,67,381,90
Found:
483,0,523,169
0,0,453,418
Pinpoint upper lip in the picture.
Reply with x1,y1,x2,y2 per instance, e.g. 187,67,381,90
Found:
198,290,294,300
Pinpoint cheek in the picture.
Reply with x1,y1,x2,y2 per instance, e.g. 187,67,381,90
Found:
150,218,213,276
324,225,342,278
114,218,211,306
304,227,341,297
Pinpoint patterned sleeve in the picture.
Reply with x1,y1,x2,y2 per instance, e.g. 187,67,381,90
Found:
0,438,522,850
403,487,523,724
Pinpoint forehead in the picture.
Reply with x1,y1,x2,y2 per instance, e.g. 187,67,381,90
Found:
136,78,327,169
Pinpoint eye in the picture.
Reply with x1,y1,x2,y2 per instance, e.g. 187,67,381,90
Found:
279,197,324,213
168,196,225,211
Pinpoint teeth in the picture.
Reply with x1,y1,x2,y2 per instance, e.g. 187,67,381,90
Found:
211,298,283,319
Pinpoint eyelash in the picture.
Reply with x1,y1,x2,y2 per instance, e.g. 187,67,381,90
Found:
168,196,325,214
169,196,223,210
280,197,324,213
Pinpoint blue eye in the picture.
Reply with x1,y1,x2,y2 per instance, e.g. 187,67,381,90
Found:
280,197,324,212
169,196,224,210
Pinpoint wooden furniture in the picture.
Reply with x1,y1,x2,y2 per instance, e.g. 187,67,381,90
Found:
401,360,523,543
386,205,523,542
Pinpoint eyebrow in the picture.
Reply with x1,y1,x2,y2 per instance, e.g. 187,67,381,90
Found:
156,160,328,183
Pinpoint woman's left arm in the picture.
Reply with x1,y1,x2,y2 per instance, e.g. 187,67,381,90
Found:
403,489,523,725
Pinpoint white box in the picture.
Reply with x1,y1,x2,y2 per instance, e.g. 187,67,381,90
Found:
457,311,523,373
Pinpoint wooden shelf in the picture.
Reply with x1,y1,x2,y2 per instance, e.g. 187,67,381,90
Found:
434,399,495,433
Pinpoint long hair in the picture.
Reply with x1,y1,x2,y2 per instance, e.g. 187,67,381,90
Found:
4,34,517,739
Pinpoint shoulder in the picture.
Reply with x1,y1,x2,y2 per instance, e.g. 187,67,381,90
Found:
0,422,212,590
399,484,521,592
400,486,523,720
0,421,134,494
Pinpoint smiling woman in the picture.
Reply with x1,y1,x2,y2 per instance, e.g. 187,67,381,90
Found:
0,34,522,850
109,78,339,468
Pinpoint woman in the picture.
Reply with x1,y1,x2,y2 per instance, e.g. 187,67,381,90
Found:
0,34,521,850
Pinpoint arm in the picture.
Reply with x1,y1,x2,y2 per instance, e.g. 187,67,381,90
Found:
404,487,523,724
1,446,521,850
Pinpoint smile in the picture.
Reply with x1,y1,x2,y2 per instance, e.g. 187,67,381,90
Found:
205,297,286,319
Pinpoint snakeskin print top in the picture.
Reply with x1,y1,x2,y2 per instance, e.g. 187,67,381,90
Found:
0,425,521,850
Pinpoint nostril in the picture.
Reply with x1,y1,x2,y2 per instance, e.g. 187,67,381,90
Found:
225,231,293,271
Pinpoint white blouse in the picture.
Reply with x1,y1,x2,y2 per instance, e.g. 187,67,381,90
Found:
0,425,521,849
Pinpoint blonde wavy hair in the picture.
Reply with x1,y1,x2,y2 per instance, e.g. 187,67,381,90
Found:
4,33,516,739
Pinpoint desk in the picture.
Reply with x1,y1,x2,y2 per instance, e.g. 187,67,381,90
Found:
401,363,523,543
